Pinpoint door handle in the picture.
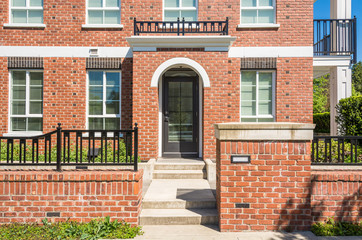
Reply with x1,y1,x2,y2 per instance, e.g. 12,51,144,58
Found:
165,111,169,122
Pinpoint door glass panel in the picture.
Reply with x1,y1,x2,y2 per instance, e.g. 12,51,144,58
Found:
89,118,103,130
167,81,194,143
164,11,179,21
105,118,120,130
181,10,197,21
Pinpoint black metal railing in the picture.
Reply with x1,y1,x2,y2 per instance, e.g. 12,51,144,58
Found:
0,123,139,171
311,136,362,165
134,18,229,36
314,18,357,63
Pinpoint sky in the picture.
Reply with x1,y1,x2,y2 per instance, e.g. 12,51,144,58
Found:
314,0,362,62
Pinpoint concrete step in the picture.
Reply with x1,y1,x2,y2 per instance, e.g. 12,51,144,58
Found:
154,162,205,171
140,209,218,225
143,199,216,209
153,170,206,179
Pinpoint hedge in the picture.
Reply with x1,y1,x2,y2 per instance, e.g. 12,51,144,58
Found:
336,96,362,136
313,112,330,133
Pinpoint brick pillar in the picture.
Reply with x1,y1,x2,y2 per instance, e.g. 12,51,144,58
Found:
215,123,315,232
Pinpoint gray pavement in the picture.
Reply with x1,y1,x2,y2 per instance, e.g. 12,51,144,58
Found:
131,225,361,240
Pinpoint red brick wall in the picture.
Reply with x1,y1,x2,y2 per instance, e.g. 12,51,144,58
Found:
0,0,313,47
0,170,142,224
311,171,362,223
216,140,312,231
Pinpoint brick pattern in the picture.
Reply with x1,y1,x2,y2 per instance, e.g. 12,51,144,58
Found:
0,170,143,224
0,0,313,47
240,58,276,70
86,58,122,69
216,140,312,231
8,57,43,69
311,171,362,223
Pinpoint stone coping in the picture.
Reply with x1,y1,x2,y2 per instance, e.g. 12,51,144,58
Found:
214,122,315,141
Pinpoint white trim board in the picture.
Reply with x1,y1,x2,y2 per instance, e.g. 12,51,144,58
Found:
0,46,133,58
229,46,314,58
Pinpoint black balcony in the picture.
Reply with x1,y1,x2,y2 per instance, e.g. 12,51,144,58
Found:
314,17,357,63
134,18,229,36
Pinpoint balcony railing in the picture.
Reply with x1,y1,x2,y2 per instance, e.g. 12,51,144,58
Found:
134,18,229,36
314,18,357,63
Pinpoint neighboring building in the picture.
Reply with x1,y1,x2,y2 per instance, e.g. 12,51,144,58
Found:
0,0,356,161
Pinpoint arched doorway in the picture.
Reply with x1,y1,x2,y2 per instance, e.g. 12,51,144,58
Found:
151,58,210,158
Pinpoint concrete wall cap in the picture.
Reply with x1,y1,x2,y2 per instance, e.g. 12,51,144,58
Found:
214,122,315,141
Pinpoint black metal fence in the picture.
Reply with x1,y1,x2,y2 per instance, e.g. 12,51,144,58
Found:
314,18,357,63
0,123,139,171
311,136,362,165
134,18,229,36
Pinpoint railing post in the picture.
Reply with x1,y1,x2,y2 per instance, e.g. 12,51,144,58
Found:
134,123,138,171
56,123,62,171
134,17,136,35
226,17,229,35
177,17,180,36
182,18,185,36
353,16,357,63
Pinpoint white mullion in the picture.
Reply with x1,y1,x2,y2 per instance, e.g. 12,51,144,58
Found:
103,71,107,128
25,71,30,130
256,71,259,117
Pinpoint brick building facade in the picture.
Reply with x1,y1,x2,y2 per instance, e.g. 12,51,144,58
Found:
0,0,314,161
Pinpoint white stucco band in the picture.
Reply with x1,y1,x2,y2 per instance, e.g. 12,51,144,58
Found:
151,58,211,87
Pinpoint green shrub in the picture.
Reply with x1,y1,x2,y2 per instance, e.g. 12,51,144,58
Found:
336,96,362,136
313,139,362,163
313,112,330,133
0,217,143,240
312,218,362,236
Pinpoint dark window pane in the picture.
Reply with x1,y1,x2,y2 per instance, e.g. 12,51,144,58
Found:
28,118,43,131
89,118,103,130
89,71,103,85
11,117,26,131
105,118,120,130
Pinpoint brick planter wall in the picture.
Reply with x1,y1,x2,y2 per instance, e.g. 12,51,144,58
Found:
311,171,362,223
0,170,143,224
215,123,314,232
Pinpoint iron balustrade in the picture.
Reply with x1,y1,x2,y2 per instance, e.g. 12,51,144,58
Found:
314,18,357,63
0,123,139,171
134,18,229,36
311,136,362,165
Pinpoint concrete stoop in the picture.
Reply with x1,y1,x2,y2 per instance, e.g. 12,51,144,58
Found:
140,159,218,226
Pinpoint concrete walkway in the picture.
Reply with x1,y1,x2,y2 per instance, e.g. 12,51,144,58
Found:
133,225,361,240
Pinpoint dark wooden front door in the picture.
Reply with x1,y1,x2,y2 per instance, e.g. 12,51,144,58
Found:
163,77,199,157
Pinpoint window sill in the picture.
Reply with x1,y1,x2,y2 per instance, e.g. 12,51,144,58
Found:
3,23,46,29
237,24,280,29
82,24,124,29
3,131,43,137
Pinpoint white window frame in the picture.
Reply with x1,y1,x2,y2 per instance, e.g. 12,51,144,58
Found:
239,0,279,28
7,0,45,28
163,0,198,21
84,0,123,28
86,70,122,130
8,70,43,135
240,70,275,122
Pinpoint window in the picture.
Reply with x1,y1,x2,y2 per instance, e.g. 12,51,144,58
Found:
10,70,43,132
240,71,275,122
87,0,120,25
164,0,197,21
240,0,275,24
88,71,121,130
10,0,43,24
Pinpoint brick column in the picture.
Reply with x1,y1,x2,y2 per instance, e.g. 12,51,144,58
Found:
215,123,315,232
